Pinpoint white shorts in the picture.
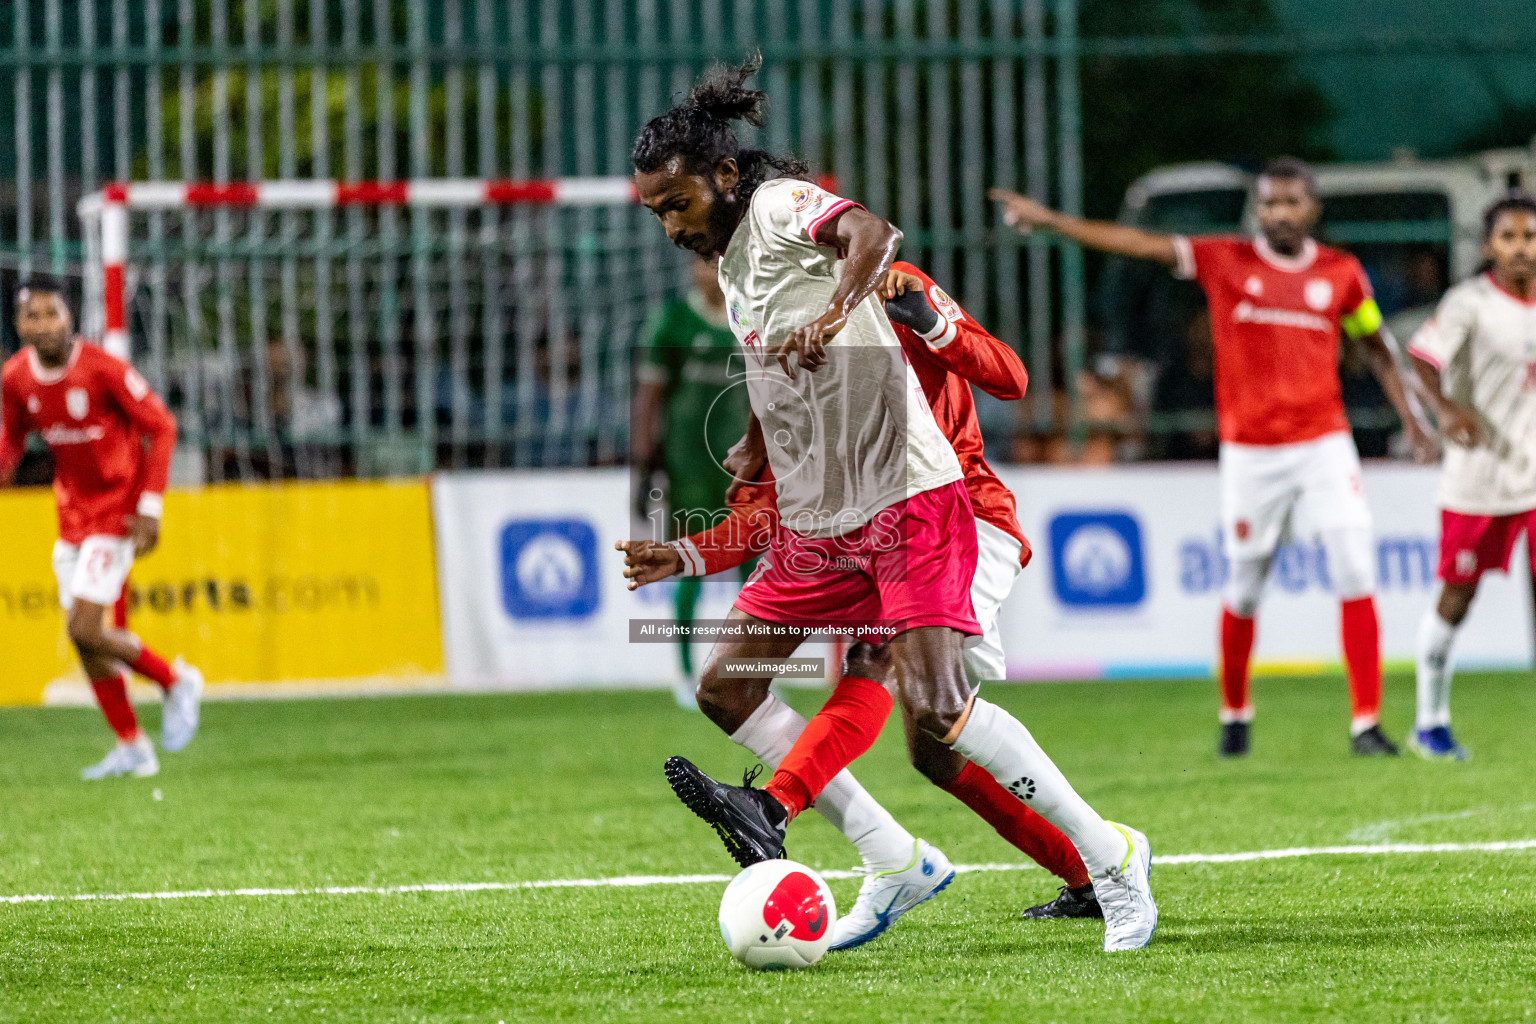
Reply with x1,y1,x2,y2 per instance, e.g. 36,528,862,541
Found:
1219,432,1373,562
963,519,1023,685
52,535,136,612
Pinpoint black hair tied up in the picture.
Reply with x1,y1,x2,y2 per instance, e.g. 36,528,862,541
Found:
631,52,809,203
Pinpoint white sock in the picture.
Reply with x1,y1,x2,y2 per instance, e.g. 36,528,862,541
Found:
951,697,1128,876
729,693,916,872
1415,609,1459,730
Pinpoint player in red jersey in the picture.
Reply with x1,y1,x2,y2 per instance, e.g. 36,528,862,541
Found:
993,158,1436,758
620,262,1105,936
1,277,205,779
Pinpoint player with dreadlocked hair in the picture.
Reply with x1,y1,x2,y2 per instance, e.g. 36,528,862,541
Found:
632,55,1157,953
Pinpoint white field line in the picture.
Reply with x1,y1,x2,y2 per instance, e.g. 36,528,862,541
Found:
4,840,1535,907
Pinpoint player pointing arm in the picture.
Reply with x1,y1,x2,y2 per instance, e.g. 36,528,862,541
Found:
990,178,1435,459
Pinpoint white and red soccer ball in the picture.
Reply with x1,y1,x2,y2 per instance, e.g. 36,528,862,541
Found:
717,859,838,970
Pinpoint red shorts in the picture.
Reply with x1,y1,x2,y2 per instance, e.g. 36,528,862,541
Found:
1438,507,1536,585
733,480,981,643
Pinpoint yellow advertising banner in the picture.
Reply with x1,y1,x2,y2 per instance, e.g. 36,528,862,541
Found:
0,479,444,706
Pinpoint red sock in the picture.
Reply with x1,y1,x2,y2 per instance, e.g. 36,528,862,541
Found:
129,645,176,691
90,674,140,742
1219,607,1255,722
941,760,1090,888
764,676,892,820
1341,596,1382,727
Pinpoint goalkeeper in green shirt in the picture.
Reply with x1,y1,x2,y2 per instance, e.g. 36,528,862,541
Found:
633,259,753,708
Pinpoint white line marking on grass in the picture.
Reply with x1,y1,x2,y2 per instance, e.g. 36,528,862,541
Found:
5,840,1534,906
1346,803,1536,843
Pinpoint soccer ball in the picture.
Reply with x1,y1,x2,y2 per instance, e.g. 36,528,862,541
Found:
717,859,838,970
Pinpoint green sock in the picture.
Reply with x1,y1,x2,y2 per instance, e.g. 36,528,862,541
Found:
675,576,701,677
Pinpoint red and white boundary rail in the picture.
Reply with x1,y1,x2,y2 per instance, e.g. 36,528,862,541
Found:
77,177,639,359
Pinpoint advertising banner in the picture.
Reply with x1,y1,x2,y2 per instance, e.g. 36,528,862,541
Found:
993,463,1532,678
0,479,445,705
433,469,746,689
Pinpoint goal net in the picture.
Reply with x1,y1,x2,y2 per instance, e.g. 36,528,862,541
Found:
77,178,691,481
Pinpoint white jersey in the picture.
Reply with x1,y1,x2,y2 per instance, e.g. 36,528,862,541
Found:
1408,273,1536,515
717,178,962,537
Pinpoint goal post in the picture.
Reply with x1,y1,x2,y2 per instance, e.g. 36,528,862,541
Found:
76,177,685,480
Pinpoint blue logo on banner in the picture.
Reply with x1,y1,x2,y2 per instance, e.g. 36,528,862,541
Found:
500,519,600,620
1049,511,1147,608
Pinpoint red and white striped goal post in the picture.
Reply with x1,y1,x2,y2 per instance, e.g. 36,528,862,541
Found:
76,176,640,360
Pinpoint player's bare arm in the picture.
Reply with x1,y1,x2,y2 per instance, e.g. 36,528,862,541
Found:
1357,329,1440,462
722,410,767,504
988,187,1179,266
614,539,686,589
1408,352,1481,448
769,207,902,380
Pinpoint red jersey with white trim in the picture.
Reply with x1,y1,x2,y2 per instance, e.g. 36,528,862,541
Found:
1171,235,1379,446
1,341,177,543
671,264,1032,575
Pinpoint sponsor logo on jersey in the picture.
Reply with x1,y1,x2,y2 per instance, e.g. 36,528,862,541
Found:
1304,278,1334,311
1232,300,1332,333
499,518,601,620
41,423,107,446
788,186,822,213
66,387,90,420
1244,275,1264,297
928,284,963,324
1048,511,1147,609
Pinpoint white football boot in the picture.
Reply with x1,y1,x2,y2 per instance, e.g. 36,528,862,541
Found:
1092,822,1157,951
81,734,159,780
161,657,205,753
828,839,955,951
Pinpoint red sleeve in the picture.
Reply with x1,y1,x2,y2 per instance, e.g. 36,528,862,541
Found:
97,354,177,504
671,471,778,577
0,374,27,483
1172,235,1235,287
1340,254,1373,311
893,263,1028,401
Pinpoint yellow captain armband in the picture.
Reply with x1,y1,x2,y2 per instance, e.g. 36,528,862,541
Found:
1340,297,1383,339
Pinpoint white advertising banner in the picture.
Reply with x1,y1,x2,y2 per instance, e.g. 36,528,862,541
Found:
993,463,1532,679
433,469,741,689
433,465,1532,690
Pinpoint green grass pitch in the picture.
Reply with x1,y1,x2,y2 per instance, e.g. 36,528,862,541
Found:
2,671,1534,1023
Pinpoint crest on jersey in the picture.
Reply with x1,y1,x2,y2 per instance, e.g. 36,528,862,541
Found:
1304,278,1333,311
1244,275,1264,297
788,186,821,213
728,302,748,330
27,396,40,414
65,387,89,420
928,284,963,324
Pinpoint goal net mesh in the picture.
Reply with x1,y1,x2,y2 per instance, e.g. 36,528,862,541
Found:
84,199,690,481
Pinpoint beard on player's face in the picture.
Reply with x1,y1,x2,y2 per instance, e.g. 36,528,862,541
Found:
16,296,72,362
1487,213,1536,284
1254,179,1318,255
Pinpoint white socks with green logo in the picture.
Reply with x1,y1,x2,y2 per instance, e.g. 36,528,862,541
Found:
730,692,916,872
1415,610,1459,730
951,697,1128,876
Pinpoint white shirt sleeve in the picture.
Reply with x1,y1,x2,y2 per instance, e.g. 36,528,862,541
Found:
751,179,861,256
1170,235,1198,280
1408,284,1475,372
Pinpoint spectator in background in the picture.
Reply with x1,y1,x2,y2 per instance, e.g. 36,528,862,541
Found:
631,259,752,708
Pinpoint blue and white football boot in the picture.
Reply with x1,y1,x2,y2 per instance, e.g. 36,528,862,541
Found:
827,839,954,951
1408,725,1469,761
